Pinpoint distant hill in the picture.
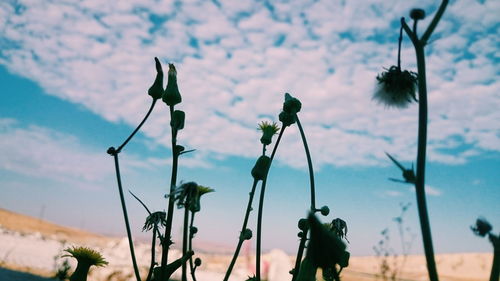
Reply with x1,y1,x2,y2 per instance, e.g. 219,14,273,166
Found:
0,208,109,245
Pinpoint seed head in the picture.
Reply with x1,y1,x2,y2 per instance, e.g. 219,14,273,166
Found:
374,66,418,108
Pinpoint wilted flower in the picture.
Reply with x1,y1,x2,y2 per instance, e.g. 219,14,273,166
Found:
63,246,108,281
143,211,167,232
305,213,346,269
330,218,349,242
173,182,214,212
258,121,280,145
162,63,182,106
374,66,418,108
471,218,492,237
148,57,164,100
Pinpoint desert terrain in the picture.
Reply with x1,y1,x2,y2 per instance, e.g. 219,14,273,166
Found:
0,208,493,281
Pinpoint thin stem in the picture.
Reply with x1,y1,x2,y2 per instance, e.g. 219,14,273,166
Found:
291,229,308,281
421,0,449,46
188,212,198,281
182,205,190,281
112,153,142,281
400,3,448,280
223,179,259,281
397,24,403,69
255,127,286,281
160,105,180,279
294,115,316,211
145,226,157,281
116,99,157,153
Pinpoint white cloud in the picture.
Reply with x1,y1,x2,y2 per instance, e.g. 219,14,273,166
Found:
0,118,155,189
0,0,498,169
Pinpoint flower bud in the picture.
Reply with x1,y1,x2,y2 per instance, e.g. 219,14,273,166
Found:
148,57,164,100
279,111,295,127
194,257,202,267
162,63,182,106
298,218,309,231
170,110,185,131
190,226,198,235
283,93,302,114
410,8,426,20
319,206,330,216
240,228,253,240
251,155,271,181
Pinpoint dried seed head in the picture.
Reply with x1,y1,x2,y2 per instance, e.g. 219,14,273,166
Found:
374,66,418,108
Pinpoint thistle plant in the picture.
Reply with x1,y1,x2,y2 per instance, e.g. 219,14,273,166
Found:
375,2,449,281
108,58,212,281
471,218,500,281
63,246,108,281
224,118,284,281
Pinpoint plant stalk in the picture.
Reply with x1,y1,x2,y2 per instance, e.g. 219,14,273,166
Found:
116,99,157,153
291,229,308,281
145,226,157,281
112,153,142,281
255,127,285,281
294,115,316,211
160,105,180,280
182,204,190,281
189,211,198,281
223,179,259,281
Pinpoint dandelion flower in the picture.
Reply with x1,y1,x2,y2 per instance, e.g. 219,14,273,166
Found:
258,121,280,145
374,66,418,108
63,246,107,281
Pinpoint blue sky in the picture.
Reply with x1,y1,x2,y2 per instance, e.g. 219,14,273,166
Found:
0,0,499,256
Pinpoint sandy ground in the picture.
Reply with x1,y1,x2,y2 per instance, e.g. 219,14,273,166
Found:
0,208,493,281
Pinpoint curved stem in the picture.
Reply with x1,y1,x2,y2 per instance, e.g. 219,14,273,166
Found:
413,31,439,281
255,127,286,281
421,0,449,45
294,115,316,211
223,179,259,281
116,99,157,153
160,105,180,279
112,153,142,281
188,212,198,281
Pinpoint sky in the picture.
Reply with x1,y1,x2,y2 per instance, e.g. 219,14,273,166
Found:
0,0,499,257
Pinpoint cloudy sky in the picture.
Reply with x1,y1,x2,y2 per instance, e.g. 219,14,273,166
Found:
1,0,499,257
